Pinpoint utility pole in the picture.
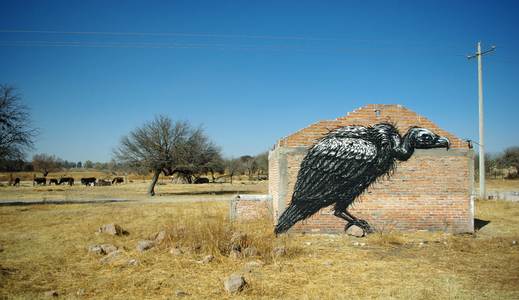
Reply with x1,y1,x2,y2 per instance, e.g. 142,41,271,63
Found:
467,42,495,200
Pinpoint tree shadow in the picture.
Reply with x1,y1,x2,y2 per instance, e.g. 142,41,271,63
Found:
474,218,491,231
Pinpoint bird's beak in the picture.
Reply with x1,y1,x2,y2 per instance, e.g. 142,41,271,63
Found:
437,136,450,150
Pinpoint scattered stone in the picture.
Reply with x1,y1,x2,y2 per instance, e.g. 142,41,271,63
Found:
170,247,184,256
323,260,333,267
305,242,312,246
512,240,517,246
136,240,155,252
242,246,258,257
100,250,123,264
243,260,264,273
353,242,360,246
272,246,286,258
88,244,118,255
76,289,85,296
175,289,189,297
44,290,58,297
97,223,125,236
88,245,104,255
127,258,139,266
201,255,214,264
346,225,365,238
359,242,366,247
229,249,241,260
101,244,118,254
154,230,167,243
223,273,247,293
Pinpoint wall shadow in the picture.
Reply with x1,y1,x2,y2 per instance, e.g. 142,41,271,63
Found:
474,218,491,231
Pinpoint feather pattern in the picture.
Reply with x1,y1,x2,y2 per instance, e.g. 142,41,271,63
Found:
274,123,450,234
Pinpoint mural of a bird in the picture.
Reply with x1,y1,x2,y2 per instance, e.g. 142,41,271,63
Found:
274,123,450,235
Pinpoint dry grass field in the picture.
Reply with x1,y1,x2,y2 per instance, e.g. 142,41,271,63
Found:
0,176,268,202
1,188,518,299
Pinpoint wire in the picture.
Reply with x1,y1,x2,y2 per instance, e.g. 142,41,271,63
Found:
0,29,338,41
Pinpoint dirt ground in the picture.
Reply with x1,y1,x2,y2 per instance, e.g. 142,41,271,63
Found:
0,187,518,299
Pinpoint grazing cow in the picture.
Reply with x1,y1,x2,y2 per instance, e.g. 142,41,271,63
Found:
13,177,20,186
81,177,97,186
111,177,124,184
33,177,46,186
59,177,74,186
49,179,59,185
97,179,111,186
194,177,210,184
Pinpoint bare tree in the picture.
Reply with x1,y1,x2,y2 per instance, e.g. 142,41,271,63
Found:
225,158,243,184
114,116,218,196
240,155,258,179
32,153,62,177
171,128,223,183
0,85,37,160
254,151,268,179
500,146,519,178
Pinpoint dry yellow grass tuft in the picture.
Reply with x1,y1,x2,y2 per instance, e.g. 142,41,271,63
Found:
0,198,518,299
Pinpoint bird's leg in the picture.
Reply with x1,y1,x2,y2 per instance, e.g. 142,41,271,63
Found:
346,209,374,234
334,208,374,234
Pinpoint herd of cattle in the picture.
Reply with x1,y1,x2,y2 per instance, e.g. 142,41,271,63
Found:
9,175,214,187
24,176,125,186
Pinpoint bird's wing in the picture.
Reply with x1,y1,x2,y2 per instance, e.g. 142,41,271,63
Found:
292,137,377,203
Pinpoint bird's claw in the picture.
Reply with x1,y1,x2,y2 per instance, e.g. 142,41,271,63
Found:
345,219,374,234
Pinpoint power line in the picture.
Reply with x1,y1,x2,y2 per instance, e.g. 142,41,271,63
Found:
0,29,338,41
0,40,473,57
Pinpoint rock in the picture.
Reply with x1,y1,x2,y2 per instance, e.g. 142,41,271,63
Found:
272,246,286,258
170,247,184,256
346,225,365,237
323,260,333,267
201,255,214,264
229,249,241,260
76,288,85,296
97,223,125,236
305,242,312,246
512,240,517,246
127,258,139,266
243,260,264,273
154,230,167,243
101,244,118,254
223,273,247,293
136,240,155,252
100,250,122,264
88,245,104,255
88,244,118,255
175,289,189,297
242,246,258,257
44,290,58,297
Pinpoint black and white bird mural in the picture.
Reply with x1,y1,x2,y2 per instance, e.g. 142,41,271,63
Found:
274,123,450,235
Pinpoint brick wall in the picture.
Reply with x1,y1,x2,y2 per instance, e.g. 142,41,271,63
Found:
231,195,273,221
278,104,466,149
269,104,475,233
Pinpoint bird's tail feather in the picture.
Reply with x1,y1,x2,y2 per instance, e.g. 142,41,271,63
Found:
275,201,321,234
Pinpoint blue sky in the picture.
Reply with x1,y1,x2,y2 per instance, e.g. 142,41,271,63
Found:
1,0,518,162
